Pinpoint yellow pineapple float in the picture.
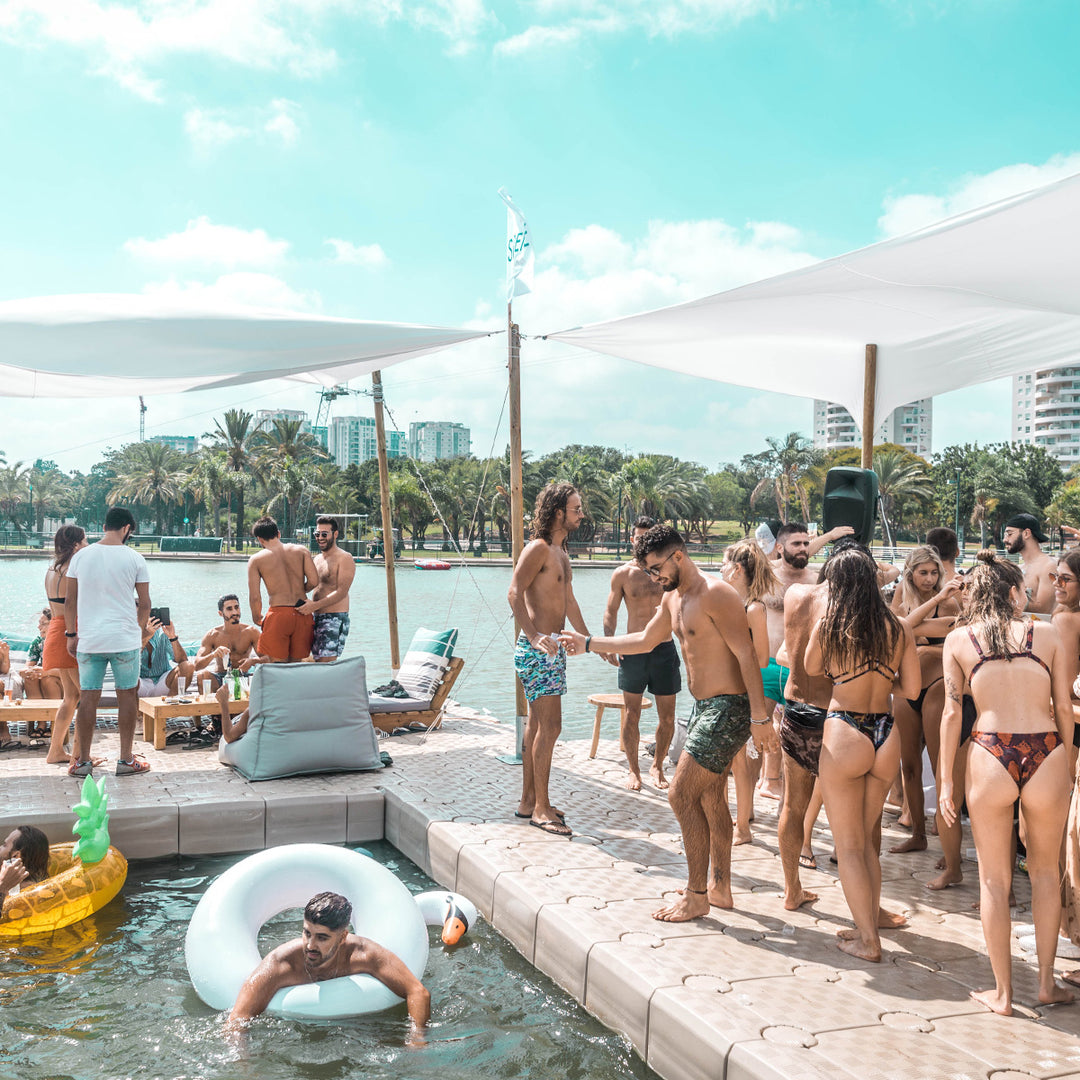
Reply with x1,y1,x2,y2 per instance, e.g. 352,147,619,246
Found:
0,776,127,937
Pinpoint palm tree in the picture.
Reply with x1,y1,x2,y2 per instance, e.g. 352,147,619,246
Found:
253,418,328,536
205,409,256,550
0,461,30,533
108,442,188,534
28,465,72,532
186,450,228,537
873,449,933,531
750,432,822,524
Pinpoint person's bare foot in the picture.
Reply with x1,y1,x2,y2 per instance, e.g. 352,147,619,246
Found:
653,890,710,922
970,988,1011,1016
649,763,669,790
889,835,927,854
897,814,912,829
733,825,753,845
926,868,963,890
46,752,71,764
707,882,734,909
836,933,881,961
1039,983,1074,1006
758,775,783,800
784,888,818,911
935,855,947,870
878,908,908,929
625,771,642,792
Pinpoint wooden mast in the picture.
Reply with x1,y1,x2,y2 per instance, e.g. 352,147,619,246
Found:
505,304,528,759
371,370,401,672
862,343,877,471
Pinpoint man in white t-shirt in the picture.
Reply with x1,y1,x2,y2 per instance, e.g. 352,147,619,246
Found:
65,506,152,778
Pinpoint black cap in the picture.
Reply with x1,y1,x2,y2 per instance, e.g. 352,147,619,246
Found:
1004,513,1049,544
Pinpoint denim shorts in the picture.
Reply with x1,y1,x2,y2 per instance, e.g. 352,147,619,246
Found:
77,649,141,691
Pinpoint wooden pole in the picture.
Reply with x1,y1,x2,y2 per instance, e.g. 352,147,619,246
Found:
508,305,528,721
861,343,877,471
371,370,401,672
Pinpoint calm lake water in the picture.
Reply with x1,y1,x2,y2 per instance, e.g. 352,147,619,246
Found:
0,557,693,741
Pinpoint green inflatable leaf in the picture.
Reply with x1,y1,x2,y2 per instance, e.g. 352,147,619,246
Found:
72,775,111,865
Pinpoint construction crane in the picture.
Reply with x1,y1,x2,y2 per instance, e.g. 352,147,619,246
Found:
139,396,147,442
314,384,370,430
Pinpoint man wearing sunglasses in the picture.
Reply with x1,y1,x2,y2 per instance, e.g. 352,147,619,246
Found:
301,516,357,662
561,524,774,921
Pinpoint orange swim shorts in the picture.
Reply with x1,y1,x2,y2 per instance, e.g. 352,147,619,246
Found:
257,606,314,662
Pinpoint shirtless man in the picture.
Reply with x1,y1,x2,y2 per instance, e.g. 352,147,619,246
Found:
196,594,262,677
508,483,597,838
758,522,821,798
226,891,429,1043
1003,513,1056,614
603,515,680,791
302,516,356,663
247,516,319,662
561,525,775,921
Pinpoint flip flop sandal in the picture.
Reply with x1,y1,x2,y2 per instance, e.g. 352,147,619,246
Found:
0,739,26,753
165,731,191,746
514,810,566,821
530,818,572,837
799,854,817,870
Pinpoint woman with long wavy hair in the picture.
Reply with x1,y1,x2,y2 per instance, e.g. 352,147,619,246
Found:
42,525,87,765
939,551,1073,1015
721,539,779,845
805,546,920,961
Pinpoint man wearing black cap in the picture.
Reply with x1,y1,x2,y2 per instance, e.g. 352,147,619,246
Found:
1003,513,1056,614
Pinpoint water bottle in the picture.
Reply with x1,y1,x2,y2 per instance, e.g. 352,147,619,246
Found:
231,668,242,701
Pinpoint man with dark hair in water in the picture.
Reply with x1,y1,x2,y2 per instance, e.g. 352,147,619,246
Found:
227,890,430,1039
562,524,774,921
508,482,601,836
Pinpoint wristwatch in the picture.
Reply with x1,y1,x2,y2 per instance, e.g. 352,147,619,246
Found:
65,631,77,638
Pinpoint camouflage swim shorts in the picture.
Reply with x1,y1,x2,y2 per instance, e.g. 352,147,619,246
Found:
312,612,351,659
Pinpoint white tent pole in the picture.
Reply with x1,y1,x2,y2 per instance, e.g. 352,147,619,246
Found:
371,370,401,674
862,343,877,471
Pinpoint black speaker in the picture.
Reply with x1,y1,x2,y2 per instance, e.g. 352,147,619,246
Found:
822,467,879,545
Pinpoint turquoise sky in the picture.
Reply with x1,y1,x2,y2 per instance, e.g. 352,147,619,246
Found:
1,0,1078,473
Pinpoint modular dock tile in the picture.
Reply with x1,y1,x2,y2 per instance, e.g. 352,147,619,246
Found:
3,708,1080,1080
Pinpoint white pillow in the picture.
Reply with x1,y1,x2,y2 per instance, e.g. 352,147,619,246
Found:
395,627,458,699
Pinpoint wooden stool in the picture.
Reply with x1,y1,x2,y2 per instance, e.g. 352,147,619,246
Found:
587,693,652,759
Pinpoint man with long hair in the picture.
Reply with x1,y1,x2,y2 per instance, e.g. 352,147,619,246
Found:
562,525,775,920
508,483,598,836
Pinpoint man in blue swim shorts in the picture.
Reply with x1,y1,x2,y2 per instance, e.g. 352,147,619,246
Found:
509,484,605,837
604,516,680,791
303,516,356,662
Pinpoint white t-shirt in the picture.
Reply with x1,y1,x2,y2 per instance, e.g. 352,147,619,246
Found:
68,542,150,653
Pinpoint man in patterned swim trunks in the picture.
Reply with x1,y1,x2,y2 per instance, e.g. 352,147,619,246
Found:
302,516,356,662
562,525,774,921
508,483,605,837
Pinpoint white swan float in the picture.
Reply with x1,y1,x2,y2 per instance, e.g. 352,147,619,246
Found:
185,844,478,1020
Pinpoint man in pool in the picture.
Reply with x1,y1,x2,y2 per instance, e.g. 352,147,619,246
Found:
247,516,320,662
301,515,356,662
561,525,775,920
226,891,430,1040
603,514,680,791
508,482,605,837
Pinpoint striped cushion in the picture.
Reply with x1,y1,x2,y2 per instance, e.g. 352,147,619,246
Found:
396,627,458,699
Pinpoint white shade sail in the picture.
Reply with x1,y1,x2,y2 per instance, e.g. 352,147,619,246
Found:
0,294,492,398
547,171,1080,436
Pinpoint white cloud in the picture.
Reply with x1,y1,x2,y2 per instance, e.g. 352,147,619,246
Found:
124,217,290,269
494,0,773,54
878,153,1080,237
324,238,388,268
264,98,301,146
183,99,304,153
142,271,320,312
0,0,491,98
184,108,248,152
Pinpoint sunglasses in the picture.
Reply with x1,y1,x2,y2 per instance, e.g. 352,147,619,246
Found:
1051,571,1078,585
314,532,333,538
645,551,678,578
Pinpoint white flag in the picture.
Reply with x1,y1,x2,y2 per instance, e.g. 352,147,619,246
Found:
498,187,533,302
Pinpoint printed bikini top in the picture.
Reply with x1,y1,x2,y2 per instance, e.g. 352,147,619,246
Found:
967,623,1051,681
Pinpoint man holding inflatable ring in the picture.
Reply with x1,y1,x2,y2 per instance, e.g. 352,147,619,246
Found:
226,891,430,1042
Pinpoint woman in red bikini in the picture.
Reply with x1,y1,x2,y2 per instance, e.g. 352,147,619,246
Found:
939,550,1074,1016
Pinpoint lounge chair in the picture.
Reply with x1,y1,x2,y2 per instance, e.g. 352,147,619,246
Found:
367,627,461,734
368,657,463,733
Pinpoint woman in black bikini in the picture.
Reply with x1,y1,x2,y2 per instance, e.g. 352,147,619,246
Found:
939,551,1074,1016
806,547,920,962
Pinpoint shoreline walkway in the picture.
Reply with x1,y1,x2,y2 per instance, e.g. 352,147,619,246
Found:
3,709,1080,1079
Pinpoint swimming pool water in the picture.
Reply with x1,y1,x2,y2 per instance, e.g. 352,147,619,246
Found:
0,842,659,1080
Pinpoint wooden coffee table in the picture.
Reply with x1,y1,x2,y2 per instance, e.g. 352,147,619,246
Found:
0,699,63,736
138,695,249,751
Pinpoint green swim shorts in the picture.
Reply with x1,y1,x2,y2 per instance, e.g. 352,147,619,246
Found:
760,657,789,707
683,693,751,775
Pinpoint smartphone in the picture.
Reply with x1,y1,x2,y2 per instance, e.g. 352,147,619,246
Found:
150,606,171,626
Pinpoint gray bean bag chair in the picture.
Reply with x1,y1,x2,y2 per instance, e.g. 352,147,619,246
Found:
218,655,383,781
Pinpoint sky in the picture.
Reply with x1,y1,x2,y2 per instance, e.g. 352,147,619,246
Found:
1,0,1079,474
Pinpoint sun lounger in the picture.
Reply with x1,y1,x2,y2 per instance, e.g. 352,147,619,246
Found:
367,656,463,734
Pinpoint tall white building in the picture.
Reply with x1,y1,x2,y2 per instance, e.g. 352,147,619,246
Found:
1012,367,1080,466
255,408,310,433
329,416,407,467
148,434,198,454
408,421,471,461
813,399,933,459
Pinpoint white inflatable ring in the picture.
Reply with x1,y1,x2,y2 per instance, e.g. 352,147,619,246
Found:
185,844,450,1020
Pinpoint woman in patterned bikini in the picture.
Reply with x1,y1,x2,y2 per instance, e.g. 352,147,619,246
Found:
805,547,920,962
939,551,1074,1016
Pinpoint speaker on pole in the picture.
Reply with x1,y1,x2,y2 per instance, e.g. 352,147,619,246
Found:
822,467,879,546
